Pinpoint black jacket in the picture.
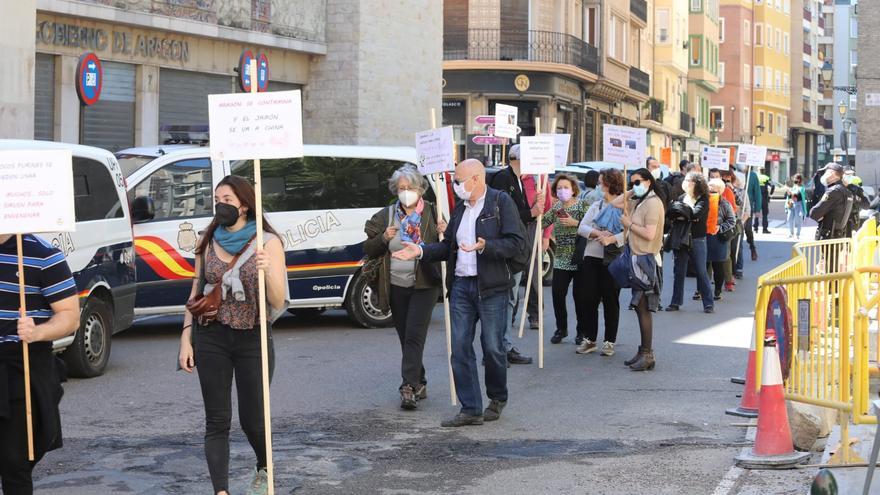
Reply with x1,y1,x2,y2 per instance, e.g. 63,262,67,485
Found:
420,188,525,297
487,166,533,226
809,181,854,239
688,195,710,239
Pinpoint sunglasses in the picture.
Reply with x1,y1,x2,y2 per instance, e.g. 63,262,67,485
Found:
631,179,645,186
453,176,474,186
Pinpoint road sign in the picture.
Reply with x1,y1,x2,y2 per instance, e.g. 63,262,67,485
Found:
75,53,103,106
238,49,255,92
474,115,495,124
472,135,509,145
766,286,792,382
257,53,269,92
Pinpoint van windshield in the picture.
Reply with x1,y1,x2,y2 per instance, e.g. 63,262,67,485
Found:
116,154,156,177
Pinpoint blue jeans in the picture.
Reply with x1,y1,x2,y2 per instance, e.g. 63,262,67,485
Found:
450,276,509,416
670,238,714,309
787,207,804,237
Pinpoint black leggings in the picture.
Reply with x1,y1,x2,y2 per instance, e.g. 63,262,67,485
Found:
551,268,581,335
634,295,653,350
577,258,621,343
389,284,439,388
195,322,275,494
708,261,727,297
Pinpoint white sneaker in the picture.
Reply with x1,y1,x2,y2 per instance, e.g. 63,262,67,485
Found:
600,341,615,356
576,339,597,354
247,468,269,495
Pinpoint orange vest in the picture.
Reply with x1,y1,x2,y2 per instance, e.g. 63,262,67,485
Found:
707,193,720,235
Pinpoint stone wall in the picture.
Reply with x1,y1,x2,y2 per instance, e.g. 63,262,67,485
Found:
0,0,36,139
856,0,880,188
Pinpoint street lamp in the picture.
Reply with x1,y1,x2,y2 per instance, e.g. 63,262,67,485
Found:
821,61,833,84
838,101,851,166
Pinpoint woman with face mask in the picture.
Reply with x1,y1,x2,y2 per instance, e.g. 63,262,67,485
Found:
540,174,589,345
666,172,715,313
363,164,445,410
178,175,289,495
706,178,737,302
785,174,807,238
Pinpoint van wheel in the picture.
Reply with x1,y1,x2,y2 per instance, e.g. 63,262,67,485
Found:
542,247,554,286
63,297,113,378
345,272,393,328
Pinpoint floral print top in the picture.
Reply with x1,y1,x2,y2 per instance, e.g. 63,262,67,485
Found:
542,199,589,271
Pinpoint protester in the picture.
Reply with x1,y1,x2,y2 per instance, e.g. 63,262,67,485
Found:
580,170,603,206
737,164,762,261
843,169,870,235
487,144,553,365
178,175,290,495
602,168,665,371
646,157,672,213
0,235,79,494
666,172,714,312
576,169,624,356
393,159,525,427
362,165,444,410
785,174,808,239
665,159,689,199
809,163,854,240
709,169,737,292
756,172,774,234
706,179,736,303
542,174,589,345
729,171,750,279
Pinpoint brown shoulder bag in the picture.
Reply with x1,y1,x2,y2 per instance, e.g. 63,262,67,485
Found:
186,237,255,326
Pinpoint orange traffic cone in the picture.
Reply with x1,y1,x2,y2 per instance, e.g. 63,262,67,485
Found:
735,336,810,469
726,324,759,418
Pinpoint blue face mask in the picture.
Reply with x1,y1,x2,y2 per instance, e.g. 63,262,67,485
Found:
632,183,648,197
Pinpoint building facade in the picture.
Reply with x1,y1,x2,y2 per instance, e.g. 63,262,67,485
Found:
789,0,824,177
2,0,441,150
715,0,755,147
688,0,722,157
829,0,858,167
855,0,877,187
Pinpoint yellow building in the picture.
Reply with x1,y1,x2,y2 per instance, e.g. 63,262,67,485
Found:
688,0,722,160
647,0,691,167
753,0,792,174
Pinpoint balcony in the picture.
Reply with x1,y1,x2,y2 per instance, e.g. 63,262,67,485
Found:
820,116,832,130
443,29,599,75
629,66,650,95
646,99,664,123
630,0,648,24
680,111,694,134
804,76,812,90
818,15,825,29
803,109,812,123
804,42,812,55
804,7,812,22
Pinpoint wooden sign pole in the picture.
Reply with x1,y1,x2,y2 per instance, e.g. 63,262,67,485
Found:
517,117,542,340
16,234,35,461
249,58,275,495
536,117,557,368
430,108,457,406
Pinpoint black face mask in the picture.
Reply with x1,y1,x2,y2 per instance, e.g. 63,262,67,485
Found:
214,203,241,227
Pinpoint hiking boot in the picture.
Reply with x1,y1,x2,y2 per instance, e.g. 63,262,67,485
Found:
750,246,758,261
624,346,644,366
247,467,269,495
629,350,656,371
550,329,567,344
576,339,597,355
415,384,427,400
441,412,484,427
484,399,507,422
400,384,417,410
600,341,615,356
507,348,532,365
665,304,680,312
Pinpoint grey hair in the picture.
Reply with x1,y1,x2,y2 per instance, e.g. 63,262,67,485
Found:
388,164,428,195
508,144,520,160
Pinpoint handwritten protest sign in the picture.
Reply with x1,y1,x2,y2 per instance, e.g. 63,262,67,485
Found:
603,125,647,169
0,150,75,234
208,90,304,161
552,134,571,167
701,145,731,170
494,104,518,139
520,136,556,175
415,126,455,175
735,144,767,169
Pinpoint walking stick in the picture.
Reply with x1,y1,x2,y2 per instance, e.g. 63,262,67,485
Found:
16,234,35,461
249,59,275,495
430,108,457,406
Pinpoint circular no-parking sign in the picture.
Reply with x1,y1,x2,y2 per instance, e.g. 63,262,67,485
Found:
75,52,103,106
238,49,255,92
257,53,269,92
766,286,793,382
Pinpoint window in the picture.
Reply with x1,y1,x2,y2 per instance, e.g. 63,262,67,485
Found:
690,35,702,66
73,157,124,222
775,0,781,10
743,107,750,133
768,112,774,134
850,94,857,110
744,63,751,86
710,107,724,130
776,115,782,136
609,15,628,62
755,22,763,45
754,66,763,89
783,73,790,95
758,110,765,129
657,9,670,43
851,18,858,37
766,68,772,91
756,0,762,4
744,20,751,45
584,7,598,45
784,0,790,13
719,61,726,86
851,49,858,66
609,16,617,59
775,29,782,51
719,17,726,42
131,158,213,221
691,0,702,11
767,26,772,47
784,33,790,55
775,71,781,94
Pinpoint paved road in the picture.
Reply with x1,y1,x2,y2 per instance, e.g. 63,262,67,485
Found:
28,202,817,494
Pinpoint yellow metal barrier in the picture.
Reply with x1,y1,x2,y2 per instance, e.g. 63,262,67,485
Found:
751,218,879,465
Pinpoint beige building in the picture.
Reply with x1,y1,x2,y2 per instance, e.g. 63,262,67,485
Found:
789,0,824,177
648,0,690,167
2,0,441,150
688,0,721,156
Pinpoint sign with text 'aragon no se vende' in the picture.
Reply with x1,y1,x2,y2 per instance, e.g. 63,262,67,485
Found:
208,90,304,161
0,150,75,235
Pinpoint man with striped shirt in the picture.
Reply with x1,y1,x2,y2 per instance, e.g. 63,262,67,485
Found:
0,234,79,494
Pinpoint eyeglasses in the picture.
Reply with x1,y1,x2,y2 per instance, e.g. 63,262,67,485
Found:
631,179,644,186
453,175,475,186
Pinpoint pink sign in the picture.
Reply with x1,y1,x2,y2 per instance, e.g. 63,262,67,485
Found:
472,136,509,145
474,115,495,124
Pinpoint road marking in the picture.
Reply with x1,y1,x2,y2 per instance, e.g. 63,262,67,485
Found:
711,423,757,494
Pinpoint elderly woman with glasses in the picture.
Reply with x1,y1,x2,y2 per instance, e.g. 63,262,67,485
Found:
363,164,446,410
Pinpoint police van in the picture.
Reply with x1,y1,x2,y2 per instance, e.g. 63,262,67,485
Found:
0,140,136,377
117,138,439,328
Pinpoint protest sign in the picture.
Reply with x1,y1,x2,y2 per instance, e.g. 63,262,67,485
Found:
415,126,455,175
520,135,556,175
494,104,518,139
735,144,767,169
552,134,571,167
208,90,304,161
0,150,75,234
701,145,731,170
602,125,647,168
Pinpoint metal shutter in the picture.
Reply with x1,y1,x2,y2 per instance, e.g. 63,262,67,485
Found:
159,69,233,130
81,61,135,152
266,81,302,93
34,53,55,141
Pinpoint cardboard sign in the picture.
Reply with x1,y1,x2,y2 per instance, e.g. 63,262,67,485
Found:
208,90,304,161
701,145,731,170
0,150,75,234
735,144,767,169
494,104,518,139
415,126,455,175
520,136,556,175
552,134,571,167
602,125,647,169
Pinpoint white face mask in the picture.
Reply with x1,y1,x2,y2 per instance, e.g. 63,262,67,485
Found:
398,190,419,207
651,168,662,179
453,181,472,200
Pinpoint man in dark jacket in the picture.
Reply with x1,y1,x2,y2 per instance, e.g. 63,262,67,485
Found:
394,159,525,427
843,169,870,236
809,162,854,240
757,173,774,233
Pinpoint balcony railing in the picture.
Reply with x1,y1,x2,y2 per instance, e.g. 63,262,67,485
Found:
680,111,694,134
443,29,599,75
803,109,812,123
820,116,832,130
804,42,812,55
804,7,812,22
646,99,663,123
631,0,648,23
629,66,650,95
804,76,812,90
818,15,825,29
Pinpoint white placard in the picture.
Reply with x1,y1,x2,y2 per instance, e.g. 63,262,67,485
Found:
494,104,518,139
415,126,455,175
701,145,731,170
866,93,880,107
686,139,702,153
602,125,647,169
520,136,556,175
735,144,767,169
208,90,304,161
0,150,75,234
552,134,571,167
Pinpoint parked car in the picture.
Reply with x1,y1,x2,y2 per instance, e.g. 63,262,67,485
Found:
0,140,137,377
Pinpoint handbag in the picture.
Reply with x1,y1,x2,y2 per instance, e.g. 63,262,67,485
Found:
185,237,255,326
362,205,395,290
608,244,633,289
602,242,622,266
